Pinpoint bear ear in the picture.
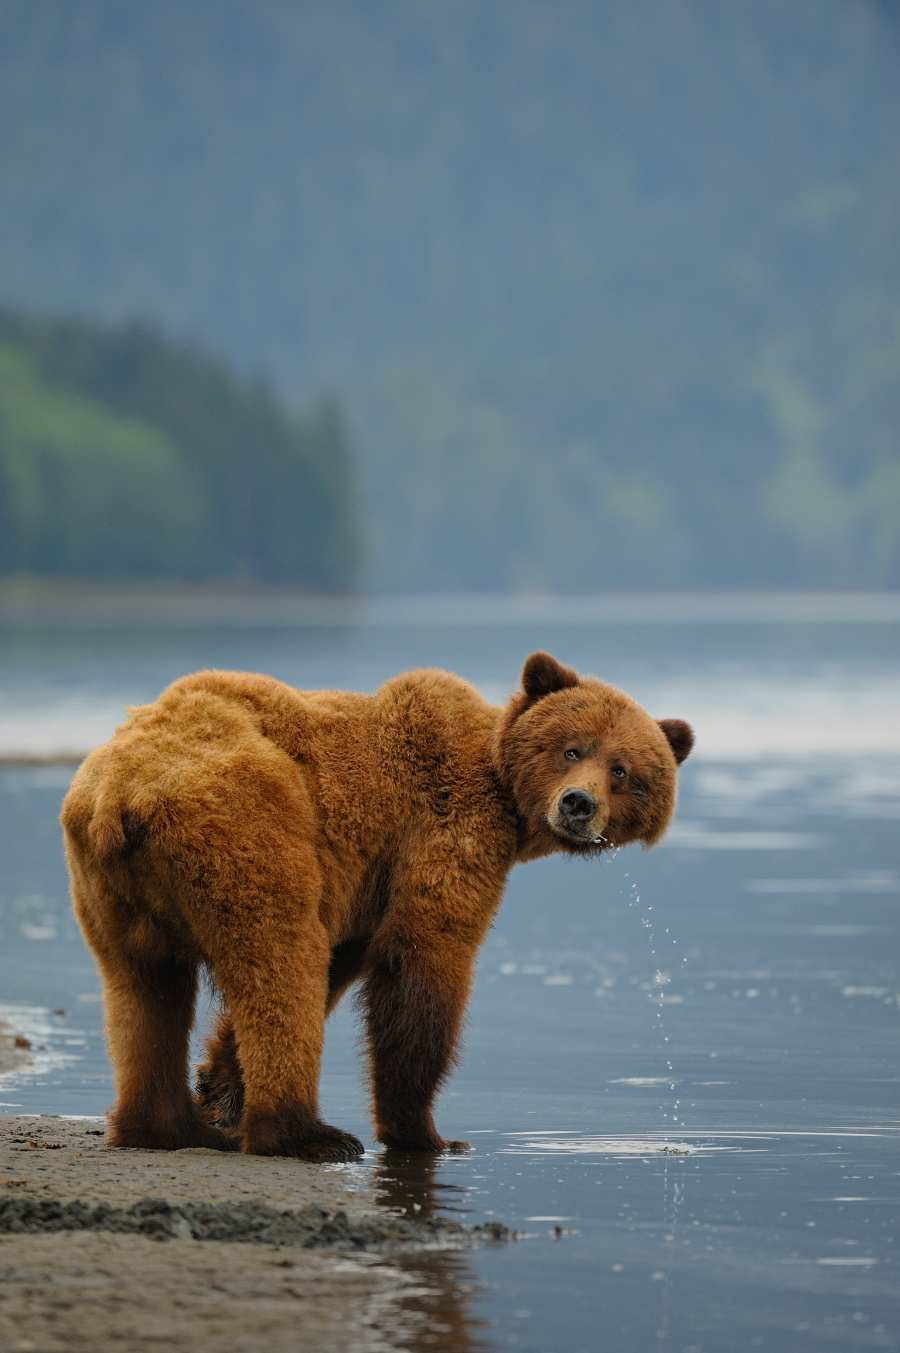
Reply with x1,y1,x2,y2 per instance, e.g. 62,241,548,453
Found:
521,651,579,703
658,719,694,765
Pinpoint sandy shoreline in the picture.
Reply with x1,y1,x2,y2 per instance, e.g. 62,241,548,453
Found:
0,1116,511,1351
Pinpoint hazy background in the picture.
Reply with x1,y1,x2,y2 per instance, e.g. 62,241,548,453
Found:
2,0,899,596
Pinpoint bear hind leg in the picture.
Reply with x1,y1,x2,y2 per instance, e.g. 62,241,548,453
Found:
101,949,237,1152
196,939,370,1132
205,925,364,1163
195,1010,244,1130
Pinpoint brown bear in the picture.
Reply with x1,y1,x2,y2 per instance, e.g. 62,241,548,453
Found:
61,652,693,1162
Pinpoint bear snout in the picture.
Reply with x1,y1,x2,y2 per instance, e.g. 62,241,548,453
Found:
549,785,609,845
559,788,596,821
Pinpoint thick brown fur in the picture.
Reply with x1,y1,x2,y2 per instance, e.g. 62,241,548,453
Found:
61,653,693,1160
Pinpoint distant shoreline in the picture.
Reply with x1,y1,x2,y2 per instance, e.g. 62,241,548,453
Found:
2,584,899,626
0,753,84,767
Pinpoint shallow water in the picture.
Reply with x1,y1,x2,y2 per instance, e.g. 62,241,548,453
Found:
1,602,899,1351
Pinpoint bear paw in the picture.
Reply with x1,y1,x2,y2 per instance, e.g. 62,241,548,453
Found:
108,1109,239,1152
380,1130,471,1154
194,1067,244,1131
242,1106,365,1162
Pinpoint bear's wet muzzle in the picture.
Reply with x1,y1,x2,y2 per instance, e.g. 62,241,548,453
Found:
548,786,609,846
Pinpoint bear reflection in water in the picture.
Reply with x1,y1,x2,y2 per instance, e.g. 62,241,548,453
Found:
60,651,693,1162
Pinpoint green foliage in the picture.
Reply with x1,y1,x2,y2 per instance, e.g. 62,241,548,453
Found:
1,1,898,589
0,309,360,587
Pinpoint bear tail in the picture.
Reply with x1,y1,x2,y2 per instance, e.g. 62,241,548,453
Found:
87,792,128,858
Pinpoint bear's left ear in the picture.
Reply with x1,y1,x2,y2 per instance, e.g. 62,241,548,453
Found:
521,651,579,703
658,719,694,765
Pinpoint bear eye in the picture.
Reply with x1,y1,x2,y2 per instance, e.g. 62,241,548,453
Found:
564,748,580,761
611,764,627,780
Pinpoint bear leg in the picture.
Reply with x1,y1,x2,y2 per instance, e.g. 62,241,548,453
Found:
208,923,364,1163
326,938,371,1014
164,789,365,1163
195,1010,245,1130
196,941,371,1138
66,847,238,1152
362,935,475,1153
100,950,238,1152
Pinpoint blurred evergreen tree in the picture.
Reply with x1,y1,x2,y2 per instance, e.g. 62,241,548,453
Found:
0,307,360,588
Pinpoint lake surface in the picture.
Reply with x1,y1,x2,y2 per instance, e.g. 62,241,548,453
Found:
1,598,898,1351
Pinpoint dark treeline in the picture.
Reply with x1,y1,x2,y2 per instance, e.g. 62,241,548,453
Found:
0,307,359,588
2,2,899,591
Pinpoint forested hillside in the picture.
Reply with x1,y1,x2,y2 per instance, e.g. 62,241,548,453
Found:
0,308,359,588
2,1,899,590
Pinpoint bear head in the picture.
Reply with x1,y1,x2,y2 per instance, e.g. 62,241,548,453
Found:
494,651,693,860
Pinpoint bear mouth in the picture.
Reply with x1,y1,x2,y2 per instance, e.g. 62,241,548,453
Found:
547,816,610,850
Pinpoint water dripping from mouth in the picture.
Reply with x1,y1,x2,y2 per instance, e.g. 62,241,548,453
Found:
622,873,688,1141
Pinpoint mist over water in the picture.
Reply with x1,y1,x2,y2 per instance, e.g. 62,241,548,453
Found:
2,602,899,1351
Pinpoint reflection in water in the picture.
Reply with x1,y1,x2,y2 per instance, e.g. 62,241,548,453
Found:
371,1152,489,1352
375,1149,472,1222
657,1152,690,1349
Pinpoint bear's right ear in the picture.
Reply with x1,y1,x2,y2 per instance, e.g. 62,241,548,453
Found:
658,718,694,765
521,651,579,703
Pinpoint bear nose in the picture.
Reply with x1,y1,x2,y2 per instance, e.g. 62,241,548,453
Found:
560,788,596,821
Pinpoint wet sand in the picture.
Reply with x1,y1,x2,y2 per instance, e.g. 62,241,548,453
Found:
0,1117,510,1352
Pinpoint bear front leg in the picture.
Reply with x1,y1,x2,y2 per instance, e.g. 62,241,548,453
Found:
362,933,476,1152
